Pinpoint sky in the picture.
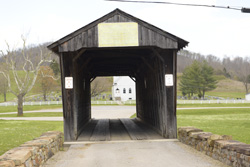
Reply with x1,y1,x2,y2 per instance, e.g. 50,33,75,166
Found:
0,0,250,58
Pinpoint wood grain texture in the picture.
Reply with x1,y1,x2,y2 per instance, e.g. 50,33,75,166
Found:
90,119,110,141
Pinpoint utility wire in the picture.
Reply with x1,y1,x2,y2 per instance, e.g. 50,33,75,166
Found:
106,0,248,12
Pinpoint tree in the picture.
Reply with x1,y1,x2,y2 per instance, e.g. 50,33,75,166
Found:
179,60,217,99
222,67,231,78
199,61,217,98
0,37,52,116
36,66,58,101
0,63,8,102
236,57,250,94
49,59,60,76
91,77,112,98
179,66,196,98
0,75,7,102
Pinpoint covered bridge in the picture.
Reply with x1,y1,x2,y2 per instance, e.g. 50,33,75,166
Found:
48,9,188,141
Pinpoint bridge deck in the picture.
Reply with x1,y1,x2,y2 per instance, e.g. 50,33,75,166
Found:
77,118,163,141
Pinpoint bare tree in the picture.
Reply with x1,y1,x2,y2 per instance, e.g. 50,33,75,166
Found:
36,66,59,101
235,57,250,94
0,37,52,116
91,77,112,98
0,74,7,102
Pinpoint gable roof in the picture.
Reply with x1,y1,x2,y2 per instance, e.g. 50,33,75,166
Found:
48,8,188,53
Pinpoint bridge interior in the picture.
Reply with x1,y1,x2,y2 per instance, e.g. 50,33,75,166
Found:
77,118,164,141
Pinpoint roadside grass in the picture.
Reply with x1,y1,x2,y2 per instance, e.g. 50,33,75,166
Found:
177,103,250,108
177,108,250,144
0,105,62,114
205,92,245,99
0,120,63,155
131,108,250,144
0,112,63,117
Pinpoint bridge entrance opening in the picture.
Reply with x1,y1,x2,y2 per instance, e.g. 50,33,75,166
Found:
48,9,188,141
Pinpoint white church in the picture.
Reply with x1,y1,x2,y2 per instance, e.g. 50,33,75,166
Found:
112,76,136,101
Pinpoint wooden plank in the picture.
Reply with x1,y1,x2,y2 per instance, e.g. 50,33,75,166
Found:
60,53,76,141
134,119,164,139
163,50,177,138
90,119,110,141
109,119,131,141
81,32,87,48
120,118,148,140
77,119,98,141
87,29,92,47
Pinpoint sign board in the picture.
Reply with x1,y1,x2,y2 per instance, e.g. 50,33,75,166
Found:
98,22,139,47
65,77,73,89
165,74,173,86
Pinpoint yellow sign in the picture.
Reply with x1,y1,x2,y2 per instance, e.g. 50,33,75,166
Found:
98,22,139,47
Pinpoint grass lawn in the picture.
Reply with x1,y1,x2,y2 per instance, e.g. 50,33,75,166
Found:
0,105,62,114
177,103,250,108
131,108,250,144
0,112,63,117
177,108,250,144
0,120,63,155
205,92,245,99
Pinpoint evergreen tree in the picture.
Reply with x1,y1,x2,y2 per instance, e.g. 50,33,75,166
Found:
200,61,217,98
179,66,193,98
179,60,217,99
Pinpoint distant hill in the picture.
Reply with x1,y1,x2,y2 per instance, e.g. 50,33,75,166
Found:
177,74,246,99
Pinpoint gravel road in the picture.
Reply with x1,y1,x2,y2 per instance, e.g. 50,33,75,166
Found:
44,140,229,167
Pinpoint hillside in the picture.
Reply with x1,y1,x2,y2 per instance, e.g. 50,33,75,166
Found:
177,73,246,99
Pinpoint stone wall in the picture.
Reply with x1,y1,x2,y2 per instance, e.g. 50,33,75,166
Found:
0,131,63,167
178,127,250,167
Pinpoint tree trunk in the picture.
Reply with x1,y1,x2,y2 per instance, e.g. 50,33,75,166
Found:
203,90,205,99
17,94,24,116
243,82,249,94
43,92,47,101
4,92,6,102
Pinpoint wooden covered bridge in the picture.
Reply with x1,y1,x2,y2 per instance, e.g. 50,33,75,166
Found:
48,9,188,141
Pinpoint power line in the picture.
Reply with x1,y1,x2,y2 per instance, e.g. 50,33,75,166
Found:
106,0,250,13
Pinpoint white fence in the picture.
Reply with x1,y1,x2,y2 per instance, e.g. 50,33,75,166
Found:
177,100,250,104
0,100,250,106
0,101,63,107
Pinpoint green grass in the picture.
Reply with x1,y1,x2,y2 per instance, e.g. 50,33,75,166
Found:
177,108,250,144
0,112,63,117
130,113,136,118
205,92,245,99
0,105,62,113
0,120,63,155
130,108,250,144
177,103,250,108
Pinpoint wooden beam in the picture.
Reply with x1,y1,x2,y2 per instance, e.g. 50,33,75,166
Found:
151,48,164,62
73,49,86,62
140,57,155,72
90,76,96,83
129,76,136,82
78,57,92,74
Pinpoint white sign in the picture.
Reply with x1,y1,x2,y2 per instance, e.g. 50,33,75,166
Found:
98,22,139,47
165,74,173,86
65,77,73,89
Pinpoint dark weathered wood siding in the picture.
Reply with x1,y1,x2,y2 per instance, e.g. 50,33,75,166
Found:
58,14,177,52
48,9,188,141
136,50,167,136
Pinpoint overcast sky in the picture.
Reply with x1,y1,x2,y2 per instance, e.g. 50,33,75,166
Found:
0,0,250,58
